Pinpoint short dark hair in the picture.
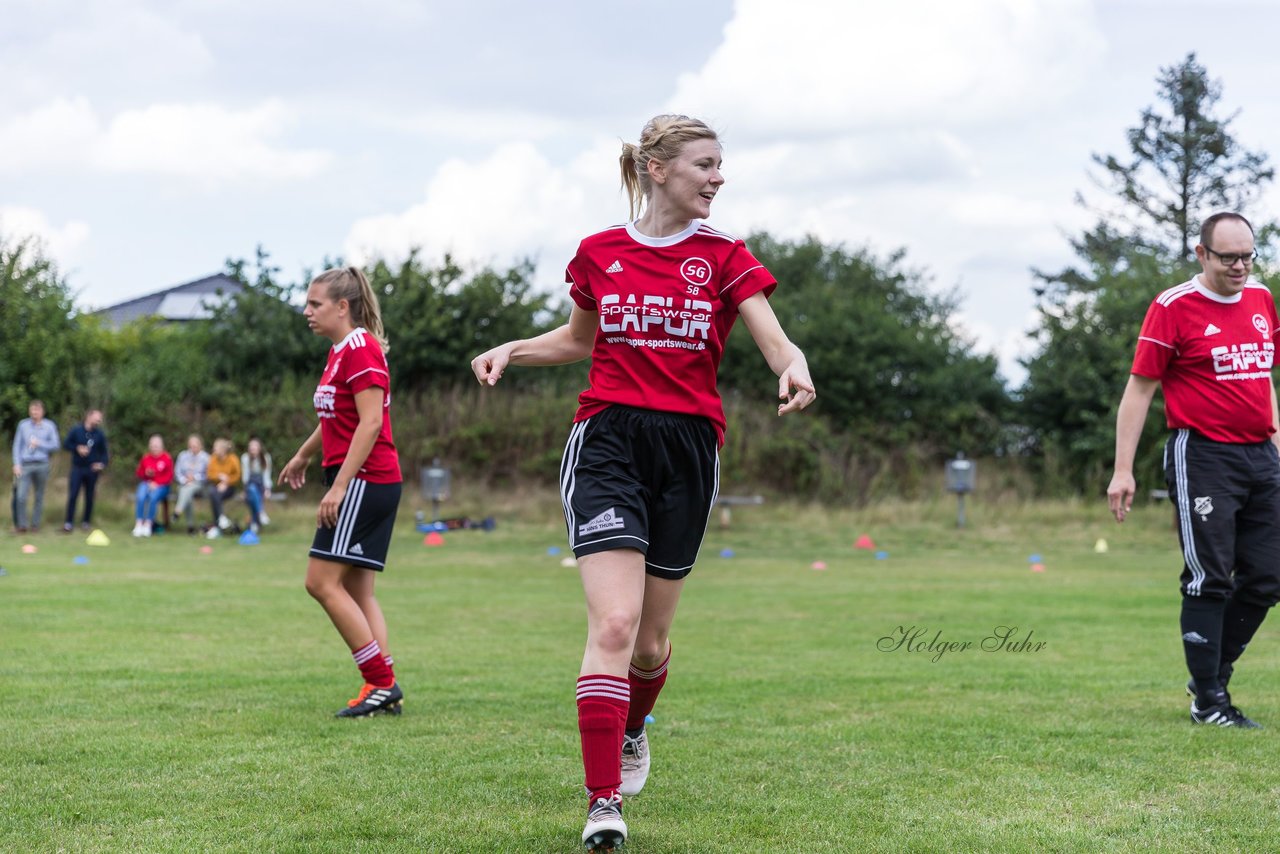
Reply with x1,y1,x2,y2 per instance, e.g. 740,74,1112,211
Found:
1200,212,1254,247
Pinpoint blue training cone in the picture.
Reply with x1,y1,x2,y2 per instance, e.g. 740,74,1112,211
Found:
238,529,260,546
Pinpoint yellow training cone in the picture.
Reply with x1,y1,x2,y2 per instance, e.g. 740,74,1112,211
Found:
86,529,111,547
1094,538,1109,554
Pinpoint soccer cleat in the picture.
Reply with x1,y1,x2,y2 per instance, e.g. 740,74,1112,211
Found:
345,682,375,708
335,681,403,718
620,729,650,796
1190,699,1262,728
259,510,270,526
581,793,626,852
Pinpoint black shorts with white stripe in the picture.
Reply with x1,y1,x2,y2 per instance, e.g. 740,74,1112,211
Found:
309,466,402,571
560,404,719,580
1163,428,1280,604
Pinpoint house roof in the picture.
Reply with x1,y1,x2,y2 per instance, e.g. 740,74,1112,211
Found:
94,273,244,328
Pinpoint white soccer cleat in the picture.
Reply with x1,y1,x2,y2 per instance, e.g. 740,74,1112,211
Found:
218,514,232,530
620,729,650,796
259,510,270,526
581,793,626,852
131,523,144,537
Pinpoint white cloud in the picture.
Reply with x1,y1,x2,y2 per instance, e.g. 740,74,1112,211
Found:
0,1,214,112
0,98,332,181
0,98,100,171
99,101,331,180
0,206,91,264
671,0,1104,138
344,138,623,281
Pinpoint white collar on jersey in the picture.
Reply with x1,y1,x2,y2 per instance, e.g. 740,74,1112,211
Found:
334,327,369,351
625,219,702,247
1192,274,1255,304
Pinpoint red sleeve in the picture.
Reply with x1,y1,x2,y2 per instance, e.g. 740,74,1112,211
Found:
344,343,390,394
566,241,597,311
719,240,776,310
155,454,174,486
1131,299,1177,380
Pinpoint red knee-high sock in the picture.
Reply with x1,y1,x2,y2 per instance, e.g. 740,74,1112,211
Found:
577,674,629,803
353,639,395,687
626,645,670,731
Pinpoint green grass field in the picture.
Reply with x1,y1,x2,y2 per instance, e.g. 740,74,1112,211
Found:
4,497,1280,853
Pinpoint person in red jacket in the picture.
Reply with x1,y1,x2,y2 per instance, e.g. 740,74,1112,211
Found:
471,114,815,852
132,434,173,537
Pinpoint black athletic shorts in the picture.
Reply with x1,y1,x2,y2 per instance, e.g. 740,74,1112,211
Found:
309,465,402,572
1164,429,1280,604
560,404,719,580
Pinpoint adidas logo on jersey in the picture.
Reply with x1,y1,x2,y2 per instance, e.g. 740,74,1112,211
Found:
578,508,625,536
605,260,624,274
350,543,364,555
1204,323,1222,336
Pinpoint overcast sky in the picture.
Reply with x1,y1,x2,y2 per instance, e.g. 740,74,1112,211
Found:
5,0,1280,386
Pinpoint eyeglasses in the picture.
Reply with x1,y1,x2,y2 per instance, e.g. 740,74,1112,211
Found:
1203,245,1258,267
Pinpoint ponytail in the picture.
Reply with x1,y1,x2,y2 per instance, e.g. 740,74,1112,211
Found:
312,266,389,351
618,114,719,221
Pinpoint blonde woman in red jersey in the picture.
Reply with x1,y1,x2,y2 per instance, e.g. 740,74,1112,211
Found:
472,114,815,852
279,267,405,718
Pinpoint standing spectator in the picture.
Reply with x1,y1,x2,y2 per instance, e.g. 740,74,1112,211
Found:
62,408,109,532
12,399,60,533
173,434,210,535
205,438,241,538
278,266,404,718
240,436,273,533
1108,212,1278,728
470,114,815,851
132,434,173,537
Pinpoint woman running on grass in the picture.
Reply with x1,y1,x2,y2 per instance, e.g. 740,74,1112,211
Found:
471,114,816,852
279,266,405,718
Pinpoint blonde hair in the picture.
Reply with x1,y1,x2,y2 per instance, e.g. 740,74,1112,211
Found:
213,438,233,456
619,114,719,221
311,266,388,351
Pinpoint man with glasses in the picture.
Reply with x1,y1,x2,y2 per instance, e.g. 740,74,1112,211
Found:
1107,212,1279,728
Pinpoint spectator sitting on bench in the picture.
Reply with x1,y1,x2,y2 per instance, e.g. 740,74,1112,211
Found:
132,434,173,538
173,434,210,535
241,436,273,533
206,438,241,539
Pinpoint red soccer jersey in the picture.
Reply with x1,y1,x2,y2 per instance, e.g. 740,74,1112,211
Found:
312,328,401,483
566,220,777,444
1132,276,1279,443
